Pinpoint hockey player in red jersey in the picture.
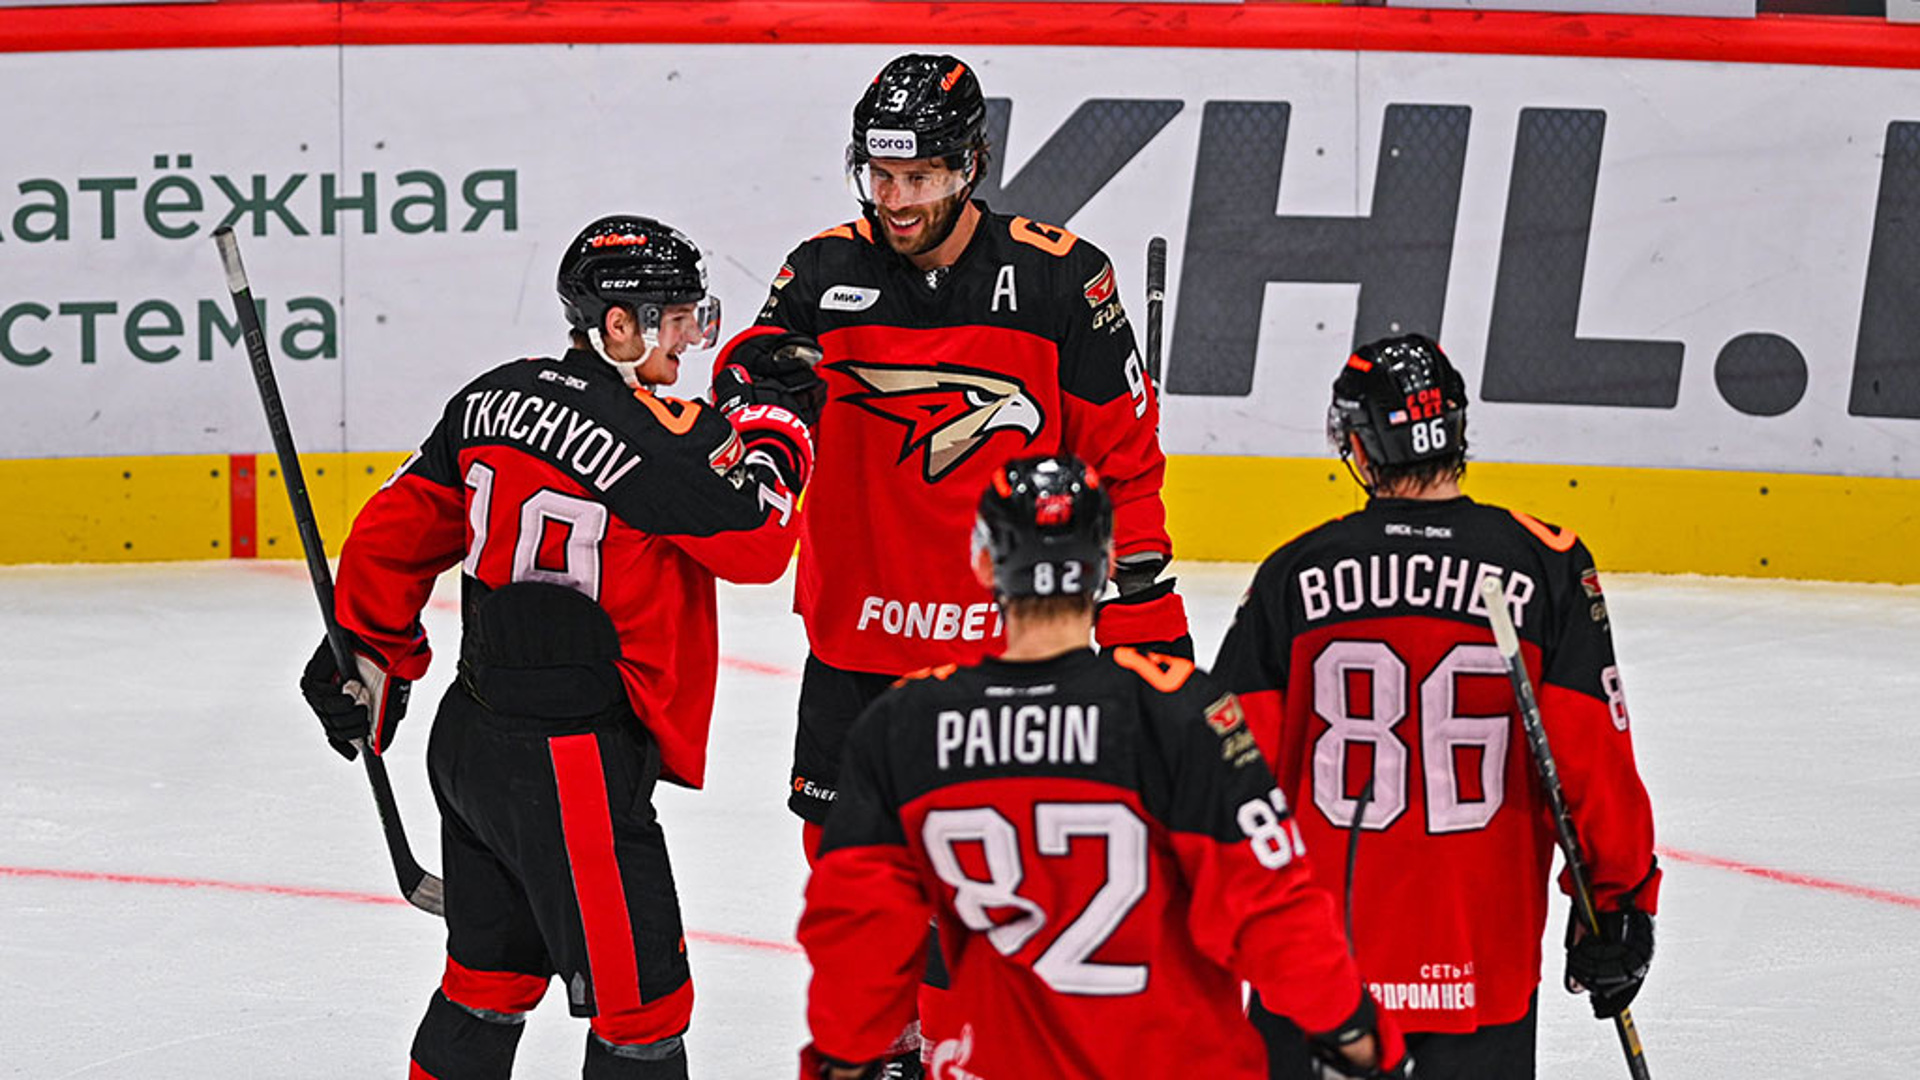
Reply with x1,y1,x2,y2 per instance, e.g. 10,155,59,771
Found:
297,214,818,1079
797,454,1413,1080
717,53,1192,858
1212,335,1659,1079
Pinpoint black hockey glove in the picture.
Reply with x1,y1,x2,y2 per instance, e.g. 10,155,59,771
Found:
300,636,410,761
712,330,826,426
1094,553,1194,659
1309,989,1414,1079
1565,903,1655,1018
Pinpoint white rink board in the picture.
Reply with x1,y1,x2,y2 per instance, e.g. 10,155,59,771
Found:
2,43,1919,474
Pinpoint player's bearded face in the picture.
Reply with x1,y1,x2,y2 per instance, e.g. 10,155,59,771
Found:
868,157,971,256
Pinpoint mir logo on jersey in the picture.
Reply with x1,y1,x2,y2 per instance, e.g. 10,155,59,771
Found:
831,360,1043,481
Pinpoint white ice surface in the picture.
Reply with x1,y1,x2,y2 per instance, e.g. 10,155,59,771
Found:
3,560,1917,1077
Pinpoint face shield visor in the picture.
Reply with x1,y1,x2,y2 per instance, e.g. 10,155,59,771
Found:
846,143,975,210
637,296,723,353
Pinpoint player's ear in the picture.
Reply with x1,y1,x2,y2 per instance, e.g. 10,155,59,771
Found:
972,547,995,591
603,304,633,345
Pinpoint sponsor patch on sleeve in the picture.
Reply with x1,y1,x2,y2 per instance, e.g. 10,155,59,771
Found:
1082,261,1116,308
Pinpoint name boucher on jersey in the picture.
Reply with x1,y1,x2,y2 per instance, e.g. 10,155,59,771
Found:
1213,496,1660,1033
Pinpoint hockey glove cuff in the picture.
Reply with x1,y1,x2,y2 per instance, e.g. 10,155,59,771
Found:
300,635,411,760
1565,903,1654,1018
1309,988,1413,1079
712,330,826,425
1094,576,1193,659
729,403,816,494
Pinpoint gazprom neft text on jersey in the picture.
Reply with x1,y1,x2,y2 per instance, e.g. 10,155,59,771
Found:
1299,554,1536,626
937,704,1100,770
461,388,641,491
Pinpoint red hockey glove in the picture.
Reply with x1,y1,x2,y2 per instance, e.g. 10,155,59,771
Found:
1566,903,1654,1018
1095,574,1193,659
299,636,410,760
1309,988,1413,1079
712,329,825,425
798,1043,880,1080
727,402,816,495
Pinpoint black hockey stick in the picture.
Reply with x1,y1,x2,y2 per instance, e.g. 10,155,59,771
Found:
1480,577,1649,1080
214,226,444,917
1144,236,1167,388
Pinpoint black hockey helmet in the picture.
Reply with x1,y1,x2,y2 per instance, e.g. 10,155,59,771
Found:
1327,333,1468,469
849,53,987,171
974,454,1112,600
555,214,719,347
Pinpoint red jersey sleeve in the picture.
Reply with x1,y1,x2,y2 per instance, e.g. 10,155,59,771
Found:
660,402,800,585
1137,657,1365,1038
333,420,467,681
1533,539,1661,913
797,713,932,1065
1055,246,1171,565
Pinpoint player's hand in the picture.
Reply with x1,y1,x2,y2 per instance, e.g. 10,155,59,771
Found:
1310,989,1414,1079
729,403,816,495
713,330,825,425
1565,904,1654,1018
299,636,410,760
799,1043,878,1080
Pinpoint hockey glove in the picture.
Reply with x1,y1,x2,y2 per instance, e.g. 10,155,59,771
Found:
1309,989,1414,1079
1565,903,1654,1018
712,330,826,426
1095,553,1194,659
798,1043,880,1080
300,636,410,761
728,402,816,495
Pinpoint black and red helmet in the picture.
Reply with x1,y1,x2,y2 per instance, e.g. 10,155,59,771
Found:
1327,333,1469,468
555,214,717,345
849,53,987,169
974,454,1112,600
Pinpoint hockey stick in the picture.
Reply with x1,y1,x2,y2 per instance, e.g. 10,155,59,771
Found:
1144,236,1167,388
1479,577,1649,1080
214,226,445,917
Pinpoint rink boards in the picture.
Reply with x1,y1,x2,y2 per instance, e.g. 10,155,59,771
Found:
0,3,1916,579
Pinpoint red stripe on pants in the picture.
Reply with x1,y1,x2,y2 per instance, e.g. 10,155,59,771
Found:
549,733,642,1019
441,955,549,1015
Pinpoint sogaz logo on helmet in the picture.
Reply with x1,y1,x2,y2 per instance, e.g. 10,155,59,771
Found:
821,285,882,312
866,128,918,158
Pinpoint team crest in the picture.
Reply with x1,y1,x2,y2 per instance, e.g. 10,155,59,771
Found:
830,360,1044,481
1083,261,1116,307
1204,693,1246,735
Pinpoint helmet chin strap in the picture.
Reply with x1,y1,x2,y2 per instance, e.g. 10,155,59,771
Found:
588,325,662,390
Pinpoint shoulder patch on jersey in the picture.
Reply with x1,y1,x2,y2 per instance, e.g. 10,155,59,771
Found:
709,429,745,476
1202,693,1245,735
1510,509,1579,553
1008,215,1079,258
820,285,881,312
1082,261,1116,308
1112,646,1195,693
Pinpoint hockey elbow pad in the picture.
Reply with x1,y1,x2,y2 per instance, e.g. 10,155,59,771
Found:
1309,988,1413,1079
1095,575,1193,659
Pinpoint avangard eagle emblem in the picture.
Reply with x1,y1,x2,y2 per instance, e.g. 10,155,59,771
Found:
830,360,1044,482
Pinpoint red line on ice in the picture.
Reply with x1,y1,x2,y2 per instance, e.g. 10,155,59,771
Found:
0,865,804,954
1656,846,1920,911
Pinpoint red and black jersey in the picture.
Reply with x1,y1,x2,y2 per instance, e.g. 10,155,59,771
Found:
332,347,797,789
1212,496,1660,1034
798,647,1370,1078
738,203,1172,675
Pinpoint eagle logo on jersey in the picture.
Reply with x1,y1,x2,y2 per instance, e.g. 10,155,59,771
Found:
830,360,1044,481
